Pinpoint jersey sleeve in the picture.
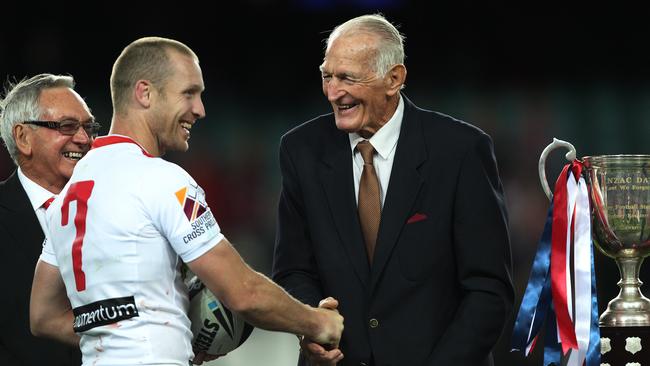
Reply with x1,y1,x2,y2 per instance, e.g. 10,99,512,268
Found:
39,233,58,266
140,162,224,262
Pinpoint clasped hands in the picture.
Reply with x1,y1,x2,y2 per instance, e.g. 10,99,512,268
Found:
300,297,345,366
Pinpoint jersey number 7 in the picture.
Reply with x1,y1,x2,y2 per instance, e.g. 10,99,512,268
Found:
61,180,95,292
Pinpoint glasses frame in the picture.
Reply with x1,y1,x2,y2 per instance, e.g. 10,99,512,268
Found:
23,120,101,138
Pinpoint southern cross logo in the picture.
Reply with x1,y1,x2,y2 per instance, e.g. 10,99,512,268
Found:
175,183,207,222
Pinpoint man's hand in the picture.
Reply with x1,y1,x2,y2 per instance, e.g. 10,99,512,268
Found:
191,350,224,365
301,297,344,365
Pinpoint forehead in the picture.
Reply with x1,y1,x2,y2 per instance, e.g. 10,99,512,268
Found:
166,50,205,90
39,87,92,120
322,33,378,71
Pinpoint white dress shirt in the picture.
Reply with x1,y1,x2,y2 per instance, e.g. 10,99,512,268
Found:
349,95,404,207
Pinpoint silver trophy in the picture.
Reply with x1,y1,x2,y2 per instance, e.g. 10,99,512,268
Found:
539,138,650,327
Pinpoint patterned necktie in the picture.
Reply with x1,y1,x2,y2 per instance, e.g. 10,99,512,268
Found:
42,196,55,210
357,140,381,265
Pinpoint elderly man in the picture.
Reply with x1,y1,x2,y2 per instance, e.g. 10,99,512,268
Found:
0,73,99,365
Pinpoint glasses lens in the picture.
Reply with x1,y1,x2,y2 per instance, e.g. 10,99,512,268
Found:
84,123,100,137
57,120,100,137
58,121,80,135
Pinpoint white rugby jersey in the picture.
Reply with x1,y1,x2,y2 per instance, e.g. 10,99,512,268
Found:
41,135,224,366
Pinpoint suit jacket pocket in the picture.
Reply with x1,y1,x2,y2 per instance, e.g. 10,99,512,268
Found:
396,218,440,281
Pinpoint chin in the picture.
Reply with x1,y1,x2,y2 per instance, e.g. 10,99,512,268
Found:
334,118,361,134
175,142,190,152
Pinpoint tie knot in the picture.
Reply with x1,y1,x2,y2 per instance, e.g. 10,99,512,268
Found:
356,140,375,164
42,196,55,210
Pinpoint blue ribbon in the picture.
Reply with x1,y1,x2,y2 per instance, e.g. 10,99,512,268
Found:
511,203,554,352
544,304,561,366
511,179,601,365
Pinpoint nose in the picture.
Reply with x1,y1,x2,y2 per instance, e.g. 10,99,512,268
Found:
72,125,92,145
193,97,206,119
324,78,345,102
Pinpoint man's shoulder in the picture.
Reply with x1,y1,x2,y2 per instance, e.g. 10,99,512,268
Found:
131,158,194,191
0,170,22,206
92,146,188,177
281,112,335,143
408,104,491,150
80,148,194,198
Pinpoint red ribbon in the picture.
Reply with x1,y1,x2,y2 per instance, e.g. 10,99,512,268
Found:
550,163,579,354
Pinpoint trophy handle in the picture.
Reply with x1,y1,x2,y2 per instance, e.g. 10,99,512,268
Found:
538,138,577,201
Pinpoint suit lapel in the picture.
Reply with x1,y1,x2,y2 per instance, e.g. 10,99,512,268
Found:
319,126,370,287
370,97,427,292
0,171,45,262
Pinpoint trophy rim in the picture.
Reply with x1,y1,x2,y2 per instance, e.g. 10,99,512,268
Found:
583,154,650,167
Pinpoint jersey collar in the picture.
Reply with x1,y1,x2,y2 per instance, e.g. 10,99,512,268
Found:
92,135,154,157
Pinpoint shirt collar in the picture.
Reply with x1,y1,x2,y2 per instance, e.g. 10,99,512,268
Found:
349,94,404,159
16,167,57,211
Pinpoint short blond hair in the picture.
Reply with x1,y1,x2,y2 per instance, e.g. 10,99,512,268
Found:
110,37,197,115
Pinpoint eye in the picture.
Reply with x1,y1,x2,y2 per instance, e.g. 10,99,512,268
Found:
321,73,332,81
58,120,81,134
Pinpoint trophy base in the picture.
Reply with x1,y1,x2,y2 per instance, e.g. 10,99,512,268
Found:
600,326,650,365
600,296,650,327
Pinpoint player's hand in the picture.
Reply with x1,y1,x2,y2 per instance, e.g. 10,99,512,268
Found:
302,297,344,365
191,350,225,365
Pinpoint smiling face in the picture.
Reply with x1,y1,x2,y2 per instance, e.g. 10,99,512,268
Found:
149,50,205,155
320,32,401,138
16,87,94,193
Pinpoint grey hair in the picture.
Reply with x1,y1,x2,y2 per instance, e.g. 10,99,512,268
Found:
0,73,75,165
326,14,405,77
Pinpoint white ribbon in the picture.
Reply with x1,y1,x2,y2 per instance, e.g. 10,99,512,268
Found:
563,174,593,366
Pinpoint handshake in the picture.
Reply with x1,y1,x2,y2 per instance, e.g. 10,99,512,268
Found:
300,297,345,366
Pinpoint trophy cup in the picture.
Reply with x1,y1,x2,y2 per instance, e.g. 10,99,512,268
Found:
539,138,650,363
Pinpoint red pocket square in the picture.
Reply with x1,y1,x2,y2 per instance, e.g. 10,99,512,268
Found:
407,213,427,224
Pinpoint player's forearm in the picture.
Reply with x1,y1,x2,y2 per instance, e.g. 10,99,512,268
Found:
30,308,80,346
190,240,330,342
30,260,80,347
230,270,323,339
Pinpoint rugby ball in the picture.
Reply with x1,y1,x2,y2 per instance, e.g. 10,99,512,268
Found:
187,276,254,356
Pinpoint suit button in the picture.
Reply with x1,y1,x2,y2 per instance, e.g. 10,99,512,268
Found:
369,318,379,328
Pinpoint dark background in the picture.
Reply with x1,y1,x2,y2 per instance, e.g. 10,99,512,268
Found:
3,1,650,364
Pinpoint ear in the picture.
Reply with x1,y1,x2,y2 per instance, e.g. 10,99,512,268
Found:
384,64,407,97
134,80,153,108
13,124,33,157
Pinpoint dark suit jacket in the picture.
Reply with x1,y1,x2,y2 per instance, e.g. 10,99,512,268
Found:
0,171,80,366
273,95,514,366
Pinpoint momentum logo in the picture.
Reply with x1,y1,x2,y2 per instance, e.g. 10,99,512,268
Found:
72,296,139,332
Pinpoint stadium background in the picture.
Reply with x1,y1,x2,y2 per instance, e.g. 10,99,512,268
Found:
2,1,649,365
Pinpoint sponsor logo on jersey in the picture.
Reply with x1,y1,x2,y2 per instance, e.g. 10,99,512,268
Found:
183,210,217,244
175,183,208,222
176,183,218,244
72,296,139,332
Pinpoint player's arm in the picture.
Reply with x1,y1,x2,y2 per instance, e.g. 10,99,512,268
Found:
187,238,343,349
30,260,80,346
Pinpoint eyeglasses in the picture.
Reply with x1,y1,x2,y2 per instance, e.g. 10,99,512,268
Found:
23,120,101,138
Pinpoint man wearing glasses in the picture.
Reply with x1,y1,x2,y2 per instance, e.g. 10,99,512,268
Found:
0,73,99,365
